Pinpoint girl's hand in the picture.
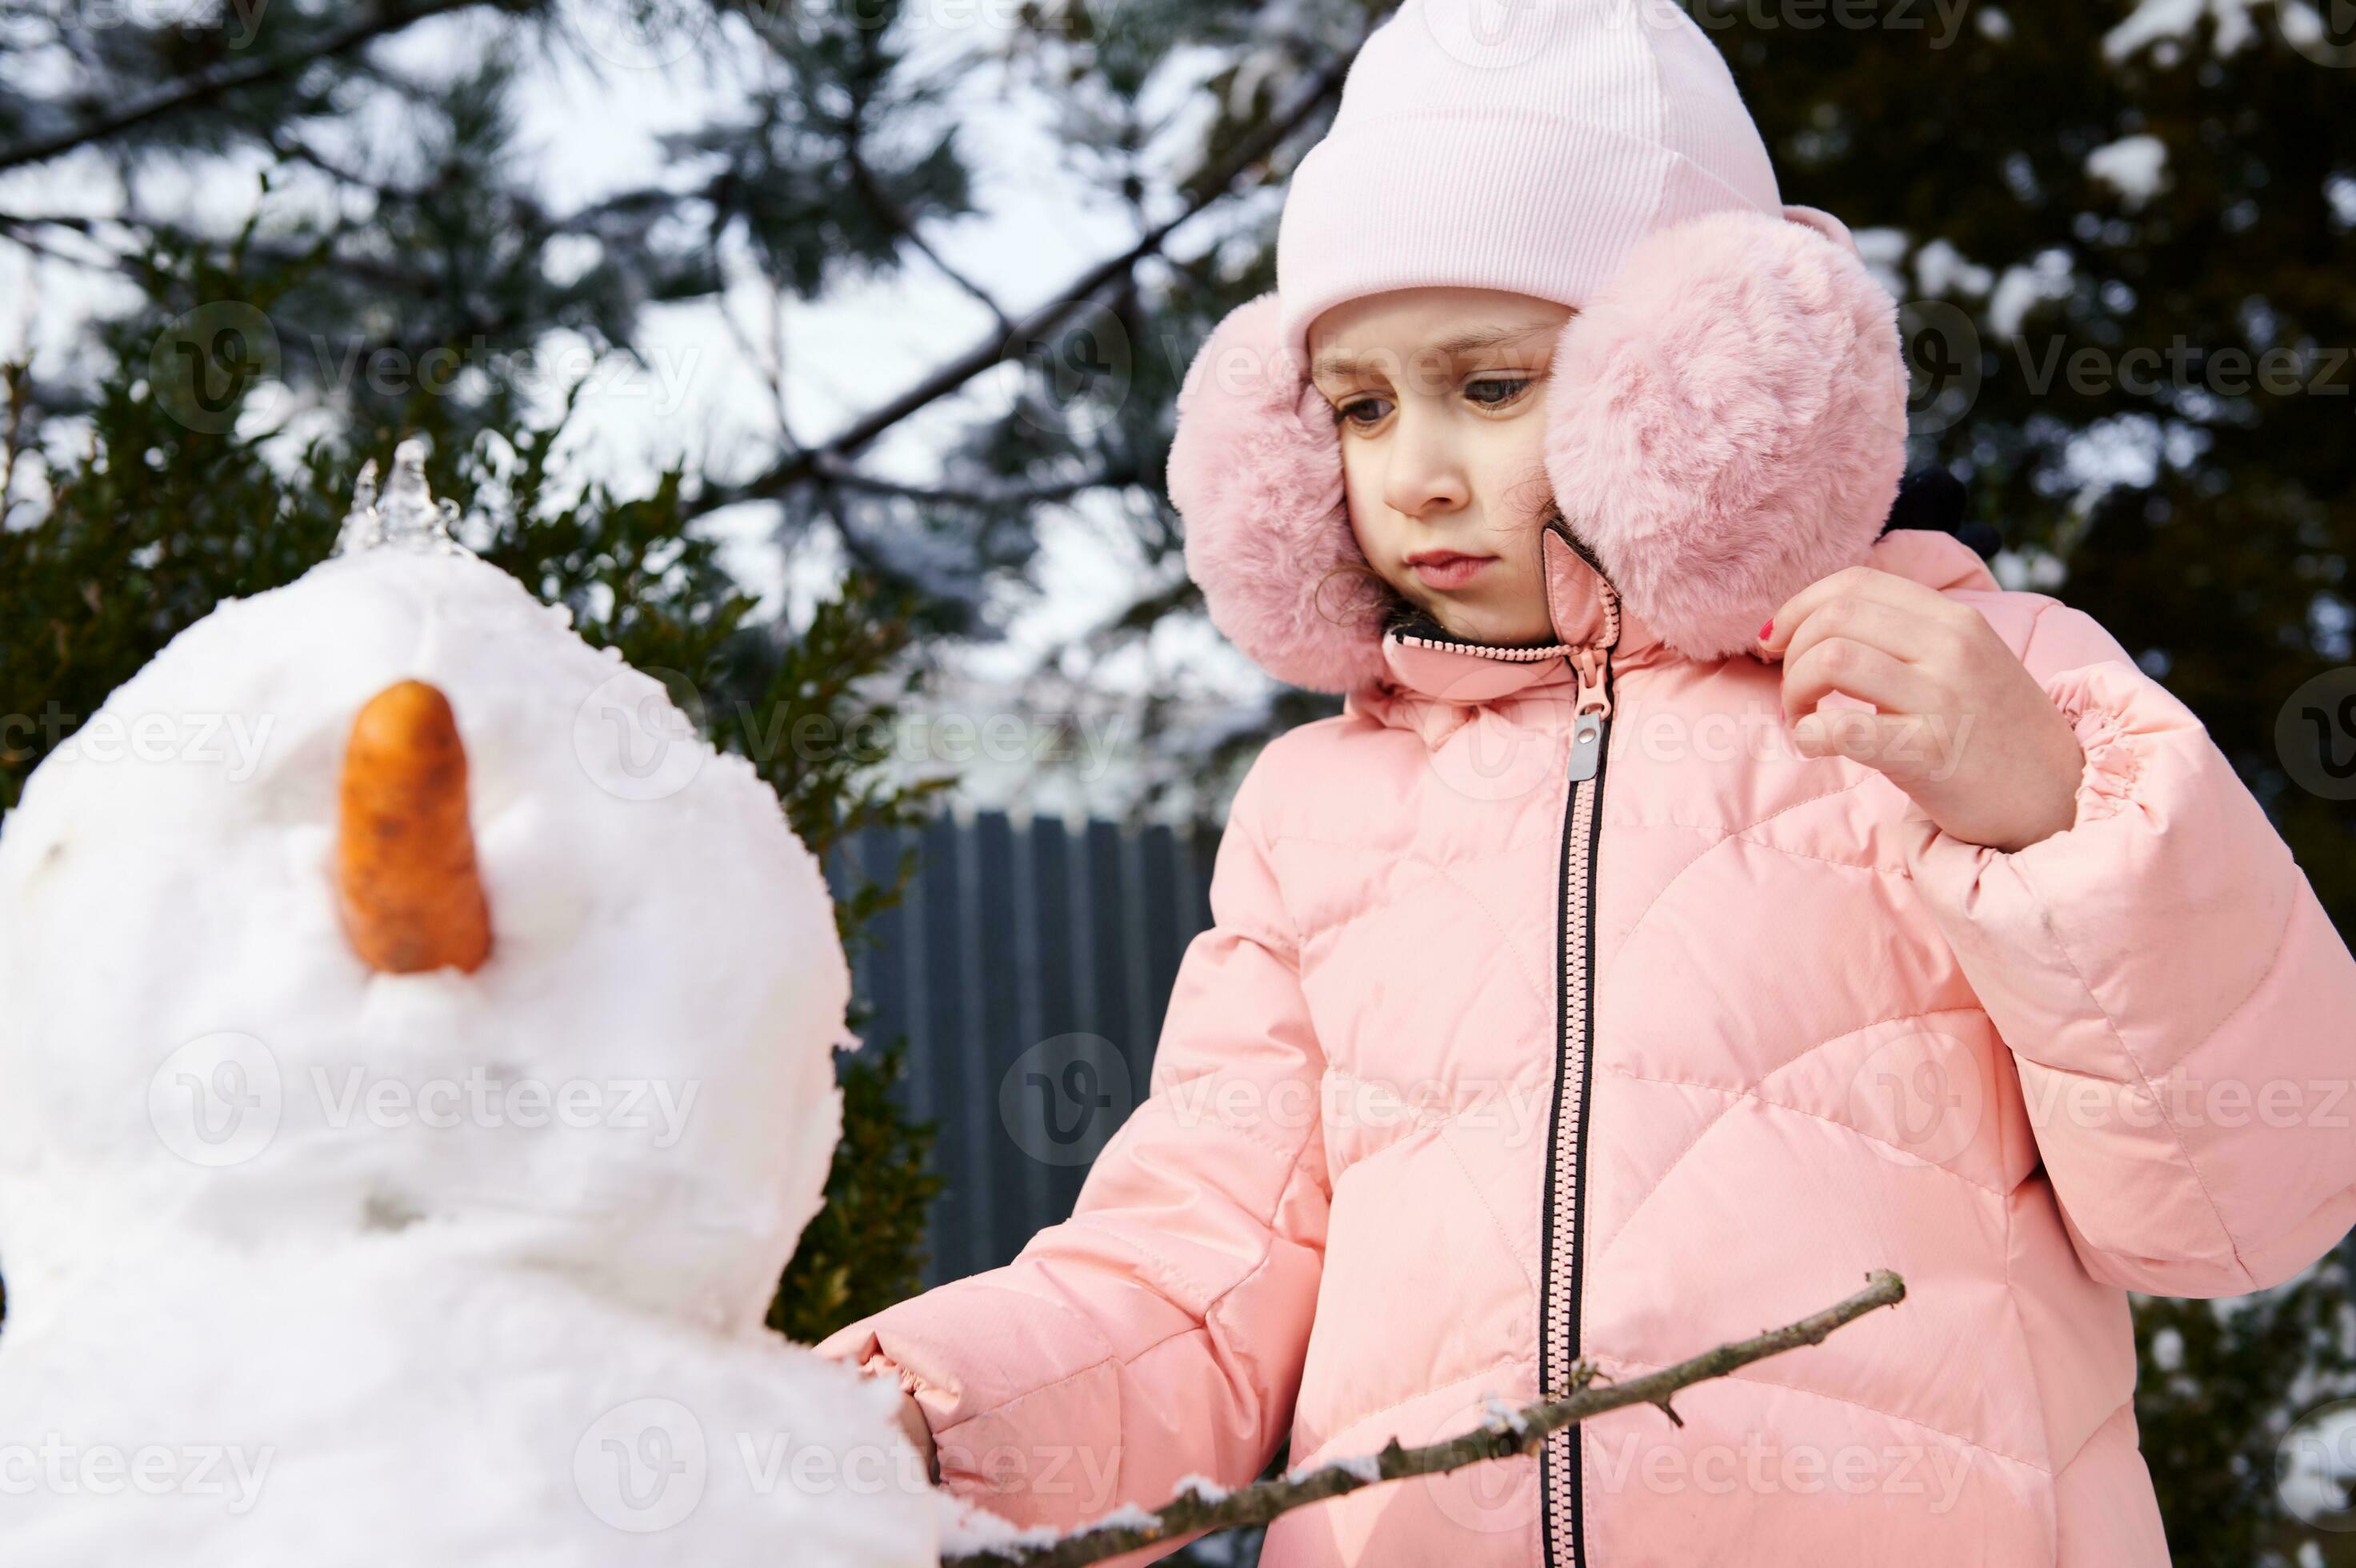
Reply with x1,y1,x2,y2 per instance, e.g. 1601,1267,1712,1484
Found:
895,1390,940,1486
1758,566,2087,853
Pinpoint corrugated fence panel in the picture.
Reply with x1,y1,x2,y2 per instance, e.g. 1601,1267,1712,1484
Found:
826,809,1220,1290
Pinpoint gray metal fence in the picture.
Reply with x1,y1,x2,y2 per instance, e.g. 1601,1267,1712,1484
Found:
822,807,1221,1289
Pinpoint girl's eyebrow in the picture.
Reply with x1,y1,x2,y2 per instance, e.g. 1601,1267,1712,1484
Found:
1310,321,1563,381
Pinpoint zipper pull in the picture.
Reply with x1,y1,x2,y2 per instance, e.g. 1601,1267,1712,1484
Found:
1566,646,1610,782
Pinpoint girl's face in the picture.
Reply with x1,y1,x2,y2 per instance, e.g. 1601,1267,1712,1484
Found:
1306,286,1574,646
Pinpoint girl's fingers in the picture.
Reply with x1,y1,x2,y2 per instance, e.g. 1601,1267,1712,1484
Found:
1779,635,1936,722
1790,706,1944,773
1775,594,1946,681
1759,566,1956,661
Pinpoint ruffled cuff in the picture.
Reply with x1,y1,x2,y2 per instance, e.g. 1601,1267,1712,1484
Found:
2043,661,2146,834
1894,658,2161,862
819,1328,949,1485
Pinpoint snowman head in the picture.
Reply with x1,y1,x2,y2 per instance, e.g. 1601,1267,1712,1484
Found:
0,449,851,1334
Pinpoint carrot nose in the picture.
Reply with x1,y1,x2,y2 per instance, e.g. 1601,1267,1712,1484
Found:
336,679,493,974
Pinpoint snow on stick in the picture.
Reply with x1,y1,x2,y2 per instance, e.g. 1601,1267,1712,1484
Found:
941,1269,1906,1568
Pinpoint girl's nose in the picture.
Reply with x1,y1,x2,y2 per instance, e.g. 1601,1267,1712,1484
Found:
1380,405,1470,520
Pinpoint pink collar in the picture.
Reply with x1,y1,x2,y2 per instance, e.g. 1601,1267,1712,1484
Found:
1347,526,1997,727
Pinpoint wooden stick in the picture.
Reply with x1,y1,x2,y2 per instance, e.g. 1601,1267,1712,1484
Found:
942,1269,1906,1568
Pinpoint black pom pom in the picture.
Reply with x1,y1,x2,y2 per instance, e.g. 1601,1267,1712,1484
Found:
1878,468,2000,559
1880,466,1966,535
1955,521,2002,560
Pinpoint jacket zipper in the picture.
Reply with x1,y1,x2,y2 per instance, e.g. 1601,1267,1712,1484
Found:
1542,640,1612,1568
1384,560,1618,1565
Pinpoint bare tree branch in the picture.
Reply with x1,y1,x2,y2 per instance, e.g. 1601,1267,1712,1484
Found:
683,47,1357,522
845,142,1010,333
902,222,1011,331
0,0,502,176
811,454,1138,510
0,210,104,238
0,213,139,286
266,129,430,205
716,272,802,450
945,1270,1909,1568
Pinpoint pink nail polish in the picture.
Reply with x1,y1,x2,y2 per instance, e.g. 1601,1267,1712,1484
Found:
1758,618,1774,641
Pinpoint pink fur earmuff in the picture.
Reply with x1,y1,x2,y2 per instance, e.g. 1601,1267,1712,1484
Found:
1167,206,1909,693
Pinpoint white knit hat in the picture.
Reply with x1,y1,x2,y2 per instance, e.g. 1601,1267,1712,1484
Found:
1275,0,1788,358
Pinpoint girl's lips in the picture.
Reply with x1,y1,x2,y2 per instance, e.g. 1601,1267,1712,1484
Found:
1410,554,1495,590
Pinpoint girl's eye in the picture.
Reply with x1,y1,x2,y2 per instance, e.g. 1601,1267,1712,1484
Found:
1336,397,1394,427
1466,376,1532,408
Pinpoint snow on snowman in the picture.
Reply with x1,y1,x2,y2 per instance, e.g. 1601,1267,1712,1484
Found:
0,442,1021,1564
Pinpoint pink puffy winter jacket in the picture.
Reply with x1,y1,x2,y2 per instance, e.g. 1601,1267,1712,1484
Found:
815,207,2356,1565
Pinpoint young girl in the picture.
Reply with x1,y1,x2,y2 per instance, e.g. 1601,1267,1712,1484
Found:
818,3,2356,1562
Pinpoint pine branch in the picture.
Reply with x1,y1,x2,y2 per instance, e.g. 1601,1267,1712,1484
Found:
942,1270,1907,1568
812,455,1139,510
845,141,1009,332
0,210,103,237
682,47,1358,523
0,0,506,176
0,213,129,286
267,129,432,204
1,357,30,526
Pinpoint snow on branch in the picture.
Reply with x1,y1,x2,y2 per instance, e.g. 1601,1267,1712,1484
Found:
942,1269,1907,1568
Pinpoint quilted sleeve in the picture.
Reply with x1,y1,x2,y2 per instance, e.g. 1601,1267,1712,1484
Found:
1900,597,2356,1298
813,749,1330,1563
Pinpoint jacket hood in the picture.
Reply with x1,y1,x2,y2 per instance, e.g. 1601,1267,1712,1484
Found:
1170,203,1910,698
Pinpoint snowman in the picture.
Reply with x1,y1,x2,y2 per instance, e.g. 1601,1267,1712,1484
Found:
0,443,995,1564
